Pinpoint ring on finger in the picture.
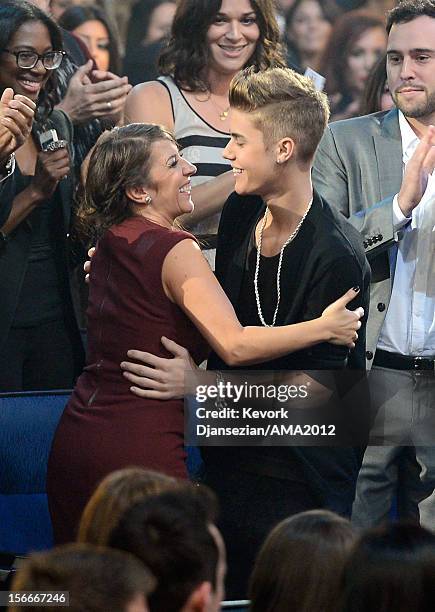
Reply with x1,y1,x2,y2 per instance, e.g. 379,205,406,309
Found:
106,101,112,110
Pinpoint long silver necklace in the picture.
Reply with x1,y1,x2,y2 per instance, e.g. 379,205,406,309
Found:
254,199,313,327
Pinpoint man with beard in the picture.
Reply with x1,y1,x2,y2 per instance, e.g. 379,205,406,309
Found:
312,0,435,529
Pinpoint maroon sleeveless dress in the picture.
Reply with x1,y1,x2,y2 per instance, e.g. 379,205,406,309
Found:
47,217,208,544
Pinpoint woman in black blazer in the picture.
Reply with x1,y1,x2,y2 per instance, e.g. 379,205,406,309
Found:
0,1,84,391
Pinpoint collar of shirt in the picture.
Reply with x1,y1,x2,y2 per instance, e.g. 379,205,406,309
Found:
398,110,420,164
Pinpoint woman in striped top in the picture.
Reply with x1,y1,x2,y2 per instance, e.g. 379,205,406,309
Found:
124,0,286,264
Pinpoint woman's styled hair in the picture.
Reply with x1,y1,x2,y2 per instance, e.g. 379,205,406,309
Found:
58,4,121,74
158,0,285,92
77,123,176,242
249,510,356,612
0,0,63,120
78,467,177,546
230,66,330,162
340,523,435,612
322,10,386,97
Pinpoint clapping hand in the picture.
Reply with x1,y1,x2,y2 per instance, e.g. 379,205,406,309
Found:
0,88,36,163
398,124,435,217
57,60,132,124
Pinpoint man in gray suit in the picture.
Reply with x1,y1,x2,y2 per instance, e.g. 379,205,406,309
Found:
313,0,435,528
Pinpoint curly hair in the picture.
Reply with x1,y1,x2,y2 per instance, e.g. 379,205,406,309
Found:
76,123,176,242
159,0,285,92
0,0,63,122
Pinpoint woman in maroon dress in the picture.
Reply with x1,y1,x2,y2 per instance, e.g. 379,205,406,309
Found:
47,123,363,543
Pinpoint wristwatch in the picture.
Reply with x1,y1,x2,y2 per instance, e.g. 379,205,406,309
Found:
0,153,15,182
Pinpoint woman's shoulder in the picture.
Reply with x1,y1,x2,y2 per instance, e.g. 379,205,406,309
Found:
125,80,173,126
104,217,194,248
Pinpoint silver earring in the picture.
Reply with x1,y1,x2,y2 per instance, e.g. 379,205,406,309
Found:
145,195,152,205
276,159,282,165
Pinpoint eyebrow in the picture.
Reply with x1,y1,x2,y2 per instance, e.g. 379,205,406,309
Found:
231,132,245,140
387,48,435,54
13,44,53,51
215,11,256,17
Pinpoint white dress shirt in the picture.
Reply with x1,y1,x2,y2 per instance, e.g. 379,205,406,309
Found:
377,111,435,356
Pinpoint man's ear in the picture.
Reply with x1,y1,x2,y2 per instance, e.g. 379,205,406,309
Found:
276,137,295,164
180,581,213,612
125,185,152,205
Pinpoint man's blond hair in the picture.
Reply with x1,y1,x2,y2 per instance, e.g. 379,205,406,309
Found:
229,67,330,162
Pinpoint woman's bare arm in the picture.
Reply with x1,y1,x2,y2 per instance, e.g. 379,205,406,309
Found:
162,239,362,367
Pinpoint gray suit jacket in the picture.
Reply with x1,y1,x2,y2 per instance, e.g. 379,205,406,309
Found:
313,108,406,367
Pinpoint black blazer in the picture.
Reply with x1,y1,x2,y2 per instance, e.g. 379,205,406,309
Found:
209,189,370,370
0,110,84,367
203,190,371,514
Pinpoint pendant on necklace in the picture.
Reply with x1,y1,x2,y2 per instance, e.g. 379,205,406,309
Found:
220,108,229,121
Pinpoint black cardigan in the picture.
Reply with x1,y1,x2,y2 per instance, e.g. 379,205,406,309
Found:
203,190,371,514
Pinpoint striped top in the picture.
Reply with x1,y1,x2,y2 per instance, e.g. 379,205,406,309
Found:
158,76,231,236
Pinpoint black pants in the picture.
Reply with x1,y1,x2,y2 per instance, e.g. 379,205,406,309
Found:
0,318,77,392
204,466,319,599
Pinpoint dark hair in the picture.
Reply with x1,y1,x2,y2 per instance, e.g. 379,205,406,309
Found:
77,123,176,242
249,510,356,612
360,54,390,114
109,484,219,612
78,467,177,546
386,0,435,33
58,4,121,74
125,0,176,56
340,523,435,612
285,0,338,34
10,543,155,612
0,0,63,120
158,0,285,92
322,10,386,97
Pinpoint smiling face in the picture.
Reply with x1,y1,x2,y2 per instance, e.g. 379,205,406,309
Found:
288,0,332,56
387,15,435,122
206,0,260,78
0,20,54,101
223,108,279,198
73,19,110,71
346,26,386,95
146,139,197,221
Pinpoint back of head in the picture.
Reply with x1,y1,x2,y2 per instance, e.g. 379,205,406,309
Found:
10,543,155,612
229,66,330,163
109,484,221,612
78,467,177,546
341,523,435,612
386,0,435,33
249,510,356,612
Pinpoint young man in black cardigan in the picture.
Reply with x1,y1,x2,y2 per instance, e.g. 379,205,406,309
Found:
121,67,370,597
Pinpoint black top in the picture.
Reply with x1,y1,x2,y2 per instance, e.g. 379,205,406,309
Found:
12,169,65,327
204,190,371,508
212,193,369,371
